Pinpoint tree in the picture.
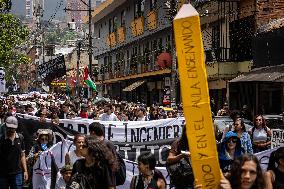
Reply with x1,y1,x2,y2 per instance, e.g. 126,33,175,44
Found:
0,0,12,13
0,13,30,73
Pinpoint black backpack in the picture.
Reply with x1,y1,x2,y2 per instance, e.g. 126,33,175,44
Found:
166,158,194,188
115,151,126,186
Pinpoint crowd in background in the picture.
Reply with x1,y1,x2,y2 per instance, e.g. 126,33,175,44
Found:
0,93,284,189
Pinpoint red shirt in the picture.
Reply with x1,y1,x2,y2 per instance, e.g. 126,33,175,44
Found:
80,112,88,118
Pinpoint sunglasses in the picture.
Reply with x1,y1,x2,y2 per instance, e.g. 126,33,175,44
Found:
227,138,238,143
255,119,262,121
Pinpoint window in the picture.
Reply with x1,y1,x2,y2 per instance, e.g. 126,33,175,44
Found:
150,0,157,11
113,16,118,32
108,18,113,34
134,0,145,18
121,10,126,27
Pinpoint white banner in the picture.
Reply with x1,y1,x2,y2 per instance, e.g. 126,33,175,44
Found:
17,114,185,142
271,129,284,149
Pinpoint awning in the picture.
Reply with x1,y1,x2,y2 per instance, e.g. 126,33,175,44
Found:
122,80,145,92
230,64,284,83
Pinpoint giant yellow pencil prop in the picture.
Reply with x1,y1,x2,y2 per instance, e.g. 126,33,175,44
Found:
173,4,221,188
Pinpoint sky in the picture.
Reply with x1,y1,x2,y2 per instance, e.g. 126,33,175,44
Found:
10,0,103,21
10,0,67,21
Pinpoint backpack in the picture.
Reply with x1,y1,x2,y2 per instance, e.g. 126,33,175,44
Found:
67,173,92,189
115,151,126,186
166,158,194,188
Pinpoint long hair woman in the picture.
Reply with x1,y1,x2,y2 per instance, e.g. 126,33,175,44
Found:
130,152,166,189
68,136,118,189
230,154,265,189
265,147,284,189
166,126,194,189
195,154,265,189
233,118,253,154
249,115,271,152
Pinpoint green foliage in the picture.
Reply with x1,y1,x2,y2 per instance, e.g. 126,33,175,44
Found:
0,13,30,70
44,29,78,45
0,0,12,12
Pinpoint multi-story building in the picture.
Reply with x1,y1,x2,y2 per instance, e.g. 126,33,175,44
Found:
197,0,255,112
92,0,184,105
229,0,284,115
92,0,253,107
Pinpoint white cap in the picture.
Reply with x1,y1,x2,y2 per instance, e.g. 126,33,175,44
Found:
5,116,18,129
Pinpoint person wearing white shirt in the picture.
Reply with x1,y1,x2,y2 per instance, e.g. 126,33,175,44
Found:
100,104,118,121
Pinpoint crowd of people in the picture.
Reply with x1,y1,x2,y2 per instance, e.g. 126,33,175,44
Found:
0,93,283,189
0,93,181,125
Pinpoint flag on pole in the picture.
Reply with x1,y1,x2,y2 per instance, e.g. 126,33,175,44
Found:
84,67,97,91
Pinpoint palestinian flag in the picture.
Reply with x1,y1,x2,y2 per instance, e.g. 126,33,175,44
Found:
84,67,97,91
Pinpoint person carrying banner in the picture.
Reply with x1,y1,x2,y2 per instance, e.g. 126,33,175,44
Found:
26,129,54,187
130,152,166,189
65,134,85,166
67,136,117,189
265,147,284,189
195,154,265,189
166,126,194,189
0,116,28,189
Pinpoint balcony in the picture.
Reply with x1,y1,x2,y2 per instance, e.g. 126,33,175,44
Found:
147,11,157,30
106,32,117,47
117,26,126,43
131,17,144,37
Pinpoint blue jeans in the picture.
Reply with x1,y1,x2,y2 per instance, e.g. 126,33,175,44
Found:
0,172,23,189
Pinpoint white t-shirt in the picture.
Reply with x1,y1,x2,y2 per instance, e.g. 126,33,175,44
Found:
252,127,270,142
67,150,84,166
100,113,118,121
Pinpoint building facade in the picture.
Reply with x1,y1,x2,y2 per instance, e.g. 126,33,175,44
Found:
92,0,178,105
91,0,253,107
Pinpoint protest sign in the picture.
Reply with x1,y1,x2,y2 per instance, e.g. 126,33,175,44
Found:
174,4,221,188
37,55,66,84
271,129,284,148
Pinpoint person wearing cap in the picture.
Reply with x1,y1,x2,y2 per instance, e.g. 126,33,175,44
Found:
27,129,53,165
218,131,244,174
0,116,28,188
55,165,73,189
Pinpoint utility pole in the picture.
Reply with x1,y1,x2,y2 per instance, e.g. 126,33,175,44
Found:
88,0,93,98
65,0,94,98
76,41,81,96
35,2,44,90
